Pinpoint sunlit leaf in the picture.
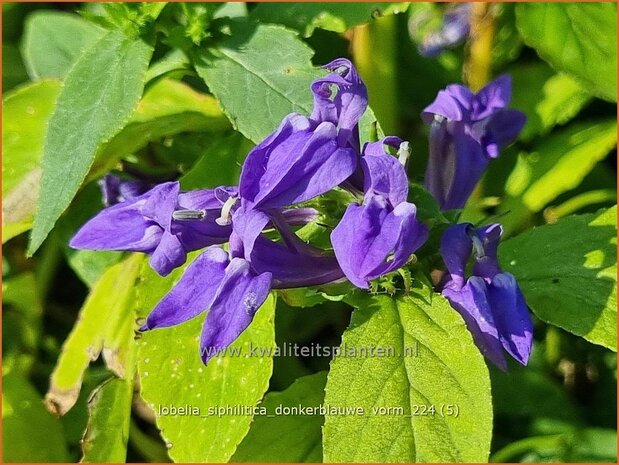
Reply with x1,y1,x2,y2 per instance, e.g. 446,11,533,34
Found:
45,254,143,416
501,206,617,351
136,259,276,462
2,80,60,242
516,3,617,102
323,289,493,462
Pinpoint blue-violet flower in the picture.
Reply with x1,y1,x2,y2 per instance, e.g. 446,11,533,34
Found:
440,222,533,370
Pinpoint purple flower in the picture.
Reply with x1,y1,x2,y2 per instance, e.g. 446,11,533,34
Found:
422,75,526,210
414,3,471,58
70,182,236,276
440,223,533,370
98,174,154,207
143,215,343,364
331,138,428,289
239,59,366,211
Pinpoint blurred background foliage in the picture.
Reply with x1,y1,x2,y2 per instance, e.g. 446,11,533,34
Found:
2,2,617,463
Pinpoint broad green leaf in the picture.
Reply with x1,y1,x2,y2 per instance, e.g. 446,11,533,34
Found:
21,10,105,79
180,131,253,189
81,376,134,462
515,3,617,102
90,77,230,178
323,290,492,462
193,22,320,143
2,373,70,462
501,206,617,351
45,254,143,416
510,63,592,140
252,3,409,37
233,372,327,462
137,259,276,462
2,80,60,243
29,31,153,255
505,120,617,213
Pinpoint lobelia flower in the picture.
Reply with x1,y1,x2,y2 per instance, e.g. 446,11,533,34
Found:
422,75,526,210
140,59,368,363
439,222,533,370
71,181,237,276
331,137,429,289
142,212,343,364
412,3,472,58
239,59,367,212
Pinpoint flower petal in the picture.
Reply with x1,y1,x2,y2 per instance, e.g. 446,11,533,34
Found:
422,88,470,123
483,109,527,158
311,58,368,145
487,273,533,366
472,223,503,279
70,197,162,252
331,197,427,288
149,230,187,276
250,235,344,288
473,74,512,120
142,246,229,330
428,123,488,210
239,114,310,207
241,118,358,210
443,277,507,370
230,207,271,260
200,258,272,364
439,223,473,288
177,187,233,210
362,137,408,206
141,182,180,231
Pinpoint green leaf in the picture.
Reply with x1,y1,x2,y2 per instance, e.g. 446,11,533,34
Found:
45,254,143,416
2,373,70,462
21,10,105,80
501,206,617,351
180,131,253,189
323,290,493,462
2,80,60,243
233,372,327,462
505,120,617,213
29,31,153,255
81,376,134,462
136,259,276,462
510,63,592,140
193,22,320,143
252,3,409,37
90,77,230,178
515,3,617,102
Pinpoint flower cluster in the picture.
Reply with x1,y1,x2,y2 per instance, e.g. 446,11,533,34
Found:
71,58,531,369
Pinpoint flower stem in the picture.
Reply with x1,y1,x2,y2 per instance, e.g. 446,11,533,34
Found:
465,2,495,91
